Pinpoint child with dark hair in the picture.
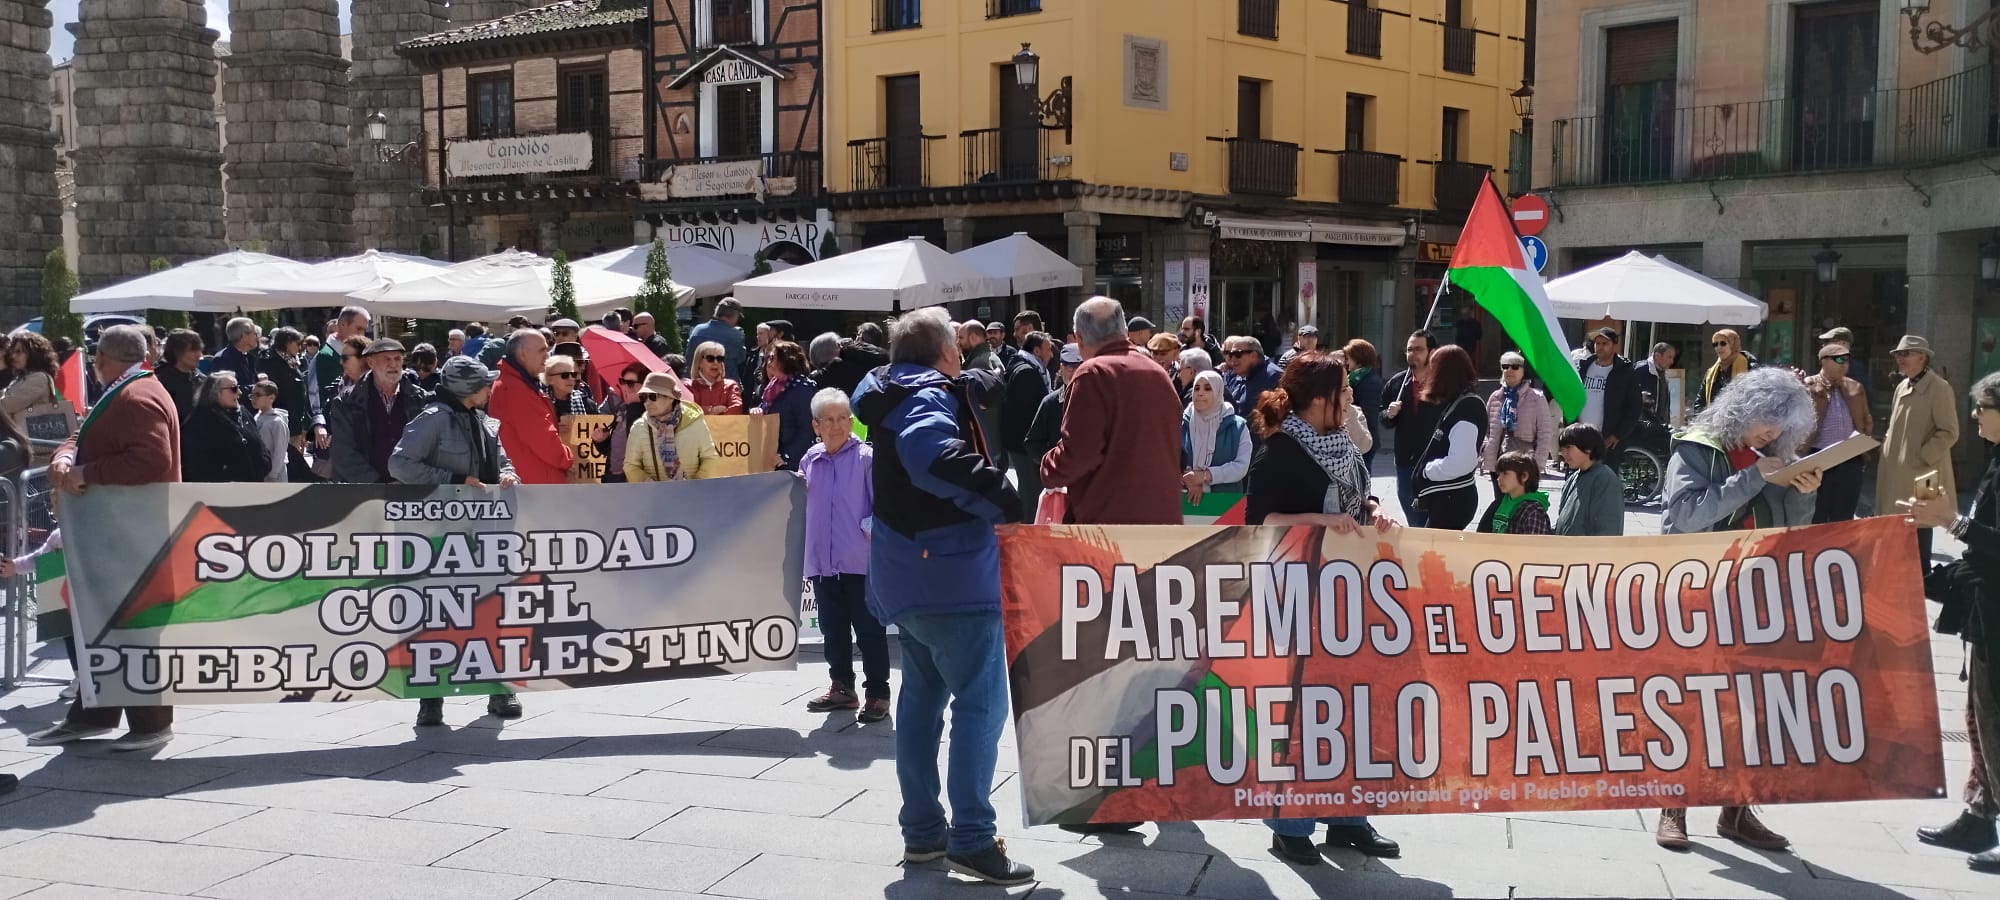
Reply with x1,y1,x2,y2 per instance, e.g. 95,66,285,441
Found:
1476,451,1553,535
1555,423,1625,536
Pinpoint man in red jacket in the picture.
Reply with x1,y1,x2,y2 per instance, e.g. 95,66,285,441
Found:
488,329,572,484
32,324,180,752
1041,297,1183,527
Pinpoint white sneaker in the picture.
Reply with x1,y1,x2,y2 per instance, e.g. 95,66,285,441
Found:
107,729,173,752
25,722,113,746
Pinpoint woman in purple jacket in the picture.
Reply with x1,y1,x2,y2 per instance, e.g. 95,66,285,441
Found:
798,387,889,722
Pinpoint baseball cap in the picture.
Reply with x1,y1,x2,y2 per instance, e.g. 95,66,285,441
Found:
363,338,406,356
986,321,1005,333
440,357,498,394
1588,326,1619,343
1059,343,1083,365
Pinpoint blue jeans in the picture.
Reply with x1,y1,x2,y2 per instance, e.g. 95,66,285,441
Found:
895,611,1009,856
1394,464,1431,527
811,575,890,699
1265,815,1370,837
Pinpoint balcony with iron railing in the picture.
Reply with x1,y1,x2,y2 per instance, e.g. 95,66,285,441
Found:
1228,137,1299,197
962,126,1052,184
987,0,1040,18
1443,24,1476,75
638,151,822,202
1434,160,1490,211
1238,0,1278,39
873,0,920,32
1347,4,1382,57
1549,63,2000,188
849,134,943,190
1334,149,1400,205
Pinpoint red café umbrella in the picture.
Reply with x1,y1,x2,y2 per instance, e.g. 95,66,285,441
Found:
580,325,695,404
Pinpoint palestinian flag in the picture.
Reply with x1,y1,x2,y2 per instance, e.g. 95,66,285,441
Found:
56,350,85,415
1446,174,1586,422
1181,492,1246,526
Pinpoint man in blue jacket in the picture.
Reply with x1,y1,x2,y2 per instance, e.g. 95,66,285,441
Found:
852,306,1031,887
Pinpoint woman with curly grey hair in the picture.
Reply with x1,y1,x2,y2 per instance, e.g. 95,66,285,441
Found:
1654,365,1824,853
1905,370,2000,871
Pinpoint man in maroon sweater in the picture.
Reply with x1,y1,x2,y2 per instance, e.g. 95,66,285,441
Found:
32,325,180,752
1041,297,1183,526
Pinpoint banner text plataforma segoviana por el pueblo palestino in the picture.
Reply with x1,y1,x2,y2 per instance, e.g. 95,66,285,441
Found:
997,517,1944,825
59,475,804,705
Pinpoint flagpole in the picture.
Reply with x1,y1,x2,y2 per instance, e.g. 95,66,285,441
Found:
1421,277,1449,331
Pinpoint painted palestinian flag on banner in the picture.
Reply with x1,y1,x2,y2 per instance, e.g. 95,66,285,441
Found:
1180,492,1246,526
33,545,70,641
1446,174,1587,422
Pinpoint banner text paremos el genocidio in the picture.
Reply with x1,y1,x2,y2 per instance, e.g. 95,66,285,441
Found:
998,519,1942,824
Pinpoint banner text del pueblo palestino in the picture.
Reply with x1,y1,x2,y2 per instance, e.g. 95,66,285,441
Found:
60,475,805,705
997,518,1944,826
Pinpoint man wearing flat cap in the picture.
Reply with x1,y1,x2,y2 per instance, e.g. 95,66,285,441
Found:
327,338,430,484
1880,334,1959,564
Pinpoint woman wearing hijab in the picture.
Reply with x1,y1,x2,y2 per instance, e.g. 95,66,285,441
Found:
1243,351,1402,866
625,371,721,482
1181,369,1250,502
390,357,521,727
753,339,818,471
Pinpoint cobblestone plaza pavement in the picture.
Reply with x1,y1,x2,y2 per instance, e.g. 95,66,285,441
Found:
0,473,1989,900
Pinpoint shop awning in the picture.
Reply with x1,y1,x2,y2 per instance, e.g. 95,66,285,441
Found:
1213,217,1408,247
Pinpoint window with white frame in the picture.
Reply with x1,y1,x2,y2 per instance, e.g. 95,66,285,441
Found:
696,0,765,48
699,72,776,159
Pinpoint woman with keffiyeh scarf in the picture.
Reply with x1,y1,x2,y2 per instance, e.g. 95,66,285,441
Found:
1480,350,1558,473
1241,351,1404,867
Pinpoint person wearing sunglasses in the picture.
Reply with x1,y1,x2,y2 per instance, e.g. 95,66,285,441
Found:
624,371,719,482
542,353,596,421
1903,371,2000,873
180,373,267,484
594,362,654,483
687,340,745,415
1691,328,1756,415
1481,350,1558,474
1805,342,1873,522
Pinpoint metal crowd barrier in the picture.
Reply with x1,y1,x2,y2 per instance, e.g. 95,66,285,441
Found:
2,466,57,689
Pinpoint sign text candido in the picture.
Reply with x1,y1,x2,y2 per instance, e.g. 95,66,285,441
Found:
998,518,1943,825
60,477,806,705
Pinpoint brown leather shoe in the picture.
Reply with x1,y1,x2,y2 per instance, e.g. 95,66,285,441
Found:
1656,807,1692,850
1717,806,1790,851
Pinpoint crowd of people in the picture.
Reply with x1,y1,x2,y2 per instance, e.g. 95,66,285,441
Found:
3,293,1998,880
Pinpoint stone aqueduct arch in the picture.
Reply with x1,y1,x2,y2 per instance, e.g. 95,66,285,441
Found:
0,0,529,307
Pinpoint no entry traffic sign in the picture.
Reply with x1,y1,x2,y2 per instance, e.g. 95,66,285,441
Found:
1511,194,1550,237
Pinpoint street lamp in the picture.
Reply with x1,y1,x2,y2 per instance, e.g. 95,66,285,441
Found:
1813,242,1843,284
1510,81,1535,119
1011,43,1073,143
365,110,421,163
1900,0,2000,53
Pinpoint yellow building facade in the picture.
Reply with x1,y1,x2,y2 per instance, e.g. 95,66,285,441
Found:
826,0,1530,355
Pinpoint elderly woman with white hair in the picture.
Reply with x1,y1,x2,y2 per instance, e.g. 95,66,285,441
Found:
1481,350,1557,472
1174,347,1213,405
1654,365,1823,853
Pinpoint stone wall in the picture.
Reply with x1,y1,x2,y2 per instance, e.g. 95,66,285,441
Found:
451,0,530,25
0,0,62,321
224,0,353,259
69,0,227,288
349,0,447,254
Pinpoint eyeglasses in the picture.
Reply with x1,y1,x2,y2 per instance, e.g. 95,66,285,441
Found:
1224,350,1250,358
638,392,663,403
620,378,643,387
700,355,724,363
1500,363,1523,370
1823,355,1849,364
220,385,240,393
548,372,577,380
1711,341,1731,348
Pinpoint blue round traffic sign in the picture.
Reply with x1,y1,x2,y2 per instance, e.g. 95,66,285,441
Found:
1520,236,1549,273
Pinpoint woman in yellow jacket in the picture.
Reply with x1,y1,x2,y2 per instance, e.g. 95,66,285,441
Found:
625,371,721,481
